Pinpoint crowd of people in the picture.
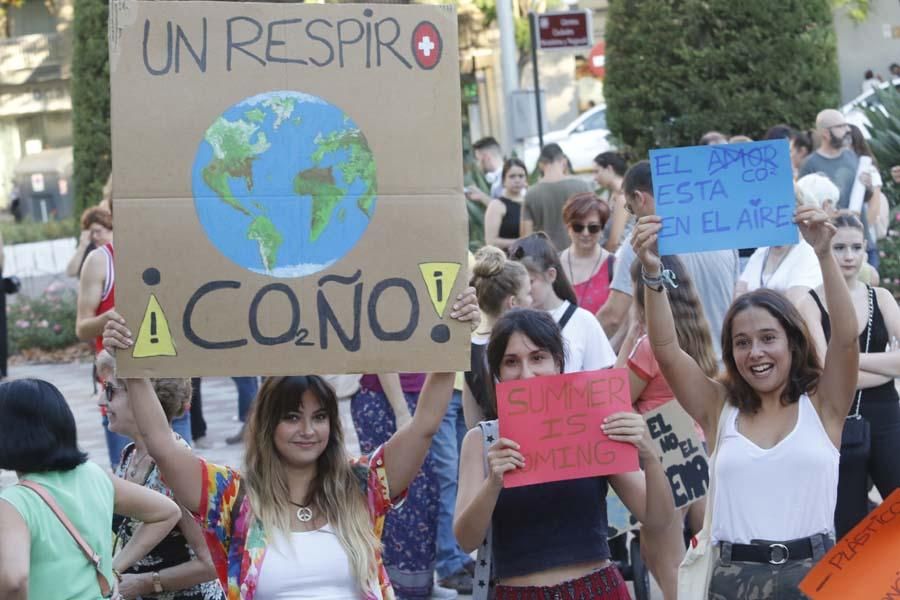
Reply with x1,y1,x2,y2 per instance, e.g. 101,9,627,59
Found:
0,100,898,600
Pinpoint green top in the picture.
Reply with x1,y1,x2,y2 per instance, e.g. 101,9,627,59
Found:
0,461,114,600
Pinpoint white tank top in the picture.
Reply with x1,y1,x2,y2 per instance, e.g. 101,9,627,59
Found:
711,395,839,544
255,524,367,600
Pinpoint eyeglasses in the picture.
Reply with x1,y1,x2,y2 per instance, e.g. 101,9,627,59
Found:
571,223,602,234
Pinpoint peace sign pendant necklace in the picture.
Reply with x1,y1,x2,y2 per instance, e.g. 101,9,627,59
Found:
290,501,313,522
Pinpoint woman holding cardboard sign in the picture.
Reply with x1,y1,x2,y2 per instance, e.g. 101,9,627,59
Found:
631,201,856,598
101,288,480,600
619,255,716,599
454,308,675,599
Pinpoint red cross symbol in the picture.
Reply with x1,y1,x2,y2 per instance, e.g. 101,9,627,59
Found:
412,21,442,70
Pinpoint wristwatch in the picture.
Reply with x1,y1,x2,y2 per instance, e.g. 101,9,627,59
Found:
151,571,163,593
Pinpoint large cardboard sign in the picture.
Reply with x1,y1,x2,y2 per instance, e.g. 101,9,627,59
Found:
496,369,639,488
649,139,797,255
643,401,708,509
110,1,467,377
799,489,900,599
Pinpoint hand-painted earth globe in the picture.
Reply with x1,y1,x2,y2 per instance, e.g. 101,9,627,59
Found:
191,91,377,277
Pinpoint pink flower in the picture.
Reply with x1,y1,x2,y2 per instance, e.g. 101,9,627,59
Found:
46,281,63,294
37,320,49,329
880,251,887,258
53,324,62,333
15,320,30,329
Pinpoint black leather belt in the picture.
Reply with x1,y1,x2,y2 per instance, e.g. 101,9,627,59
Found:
728,535,825,565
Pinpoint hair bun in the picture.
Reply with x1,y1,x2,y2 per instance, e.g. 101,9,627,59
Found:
473,246,507,278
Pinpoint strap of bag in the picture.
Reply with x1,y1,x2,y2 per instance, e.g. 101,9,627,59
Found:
697,403,735,539
472,419,499,600
17,480,112,598
849,285,874,420
557,301,578,330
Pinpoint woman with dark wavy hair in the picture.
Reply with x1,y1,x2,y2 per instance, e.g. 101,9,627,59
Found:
632,203,858,599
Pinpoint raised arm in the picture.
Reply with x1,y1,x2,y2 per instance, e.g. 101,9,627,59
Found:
798,206,858,438
110,474,181,573
101,324,204,514
632,216,725,435
383,288,480,496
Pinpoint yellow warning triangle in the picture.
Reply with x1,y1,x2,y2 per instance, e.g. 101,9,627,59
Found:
418,262,461,318
132,294,177,358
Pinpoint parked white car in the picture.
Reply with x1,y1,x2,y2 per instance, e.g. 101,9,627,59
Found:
841,77,900,138
522,104,615,173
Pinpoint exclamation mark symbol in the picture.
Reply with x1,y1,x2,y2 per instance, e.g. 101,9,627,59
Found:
434,271,443,304
150,312,159,344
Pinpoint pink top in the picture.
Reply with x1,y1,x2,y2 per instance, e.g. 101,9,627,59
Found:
628,334,704,439
573,256,613,314
627,335,674,414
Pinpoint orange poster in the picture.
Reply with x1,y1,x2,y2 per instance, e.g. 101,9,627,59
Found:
799,489,900,599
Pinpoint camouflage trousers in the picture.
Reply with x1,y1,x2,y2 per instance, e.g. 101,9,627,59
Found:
708,535,833,600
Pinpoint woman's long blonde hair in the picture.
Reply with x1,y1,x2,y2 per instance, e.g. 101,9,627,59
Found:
242,376,380,590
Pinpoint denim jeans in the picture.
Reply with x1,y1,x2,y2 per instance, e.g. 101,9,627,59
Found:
103,412,192,469
233,376,259,422
431,389,472,577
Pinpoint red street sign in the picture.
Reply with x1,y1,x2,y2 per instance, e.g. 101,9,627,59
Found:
537,10,593,51
587,40,605,78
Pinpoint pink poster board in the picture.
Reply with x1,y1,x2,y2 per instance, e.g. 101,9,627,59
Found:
497,368,639,488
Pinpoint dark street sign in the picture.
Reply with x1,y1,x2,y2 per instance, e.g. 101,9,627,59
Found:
536,10,593,51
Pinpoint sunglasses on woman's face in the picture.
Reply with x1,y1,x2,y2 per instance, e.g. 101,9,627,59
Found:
104,382,121,403
571,223,602,234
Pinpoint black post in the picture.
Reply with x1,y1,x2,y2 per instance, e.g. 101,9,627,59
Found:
529,12,543,149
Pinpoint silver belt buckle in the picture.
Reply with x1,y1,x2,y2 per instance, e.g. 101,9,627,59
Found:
769,543,789,565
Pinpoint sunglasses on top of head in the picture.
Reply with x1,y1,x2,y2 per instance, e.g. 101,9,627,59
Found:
571,223,602,234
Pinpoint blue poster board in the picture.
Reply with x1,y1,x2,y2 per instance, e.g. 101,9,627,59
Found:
649,139,797,255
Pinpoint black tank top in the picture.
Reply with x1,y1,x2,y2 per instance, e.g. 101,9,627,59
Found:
809,287,899,403
498,197,522,240
492,477,611,578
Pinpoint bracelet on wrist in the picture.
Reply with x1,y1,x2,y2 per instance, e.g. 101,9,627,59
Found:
641,266,678,293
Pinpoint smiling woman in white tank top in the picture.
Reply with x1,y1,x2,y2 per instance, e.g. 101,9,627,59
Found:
629,162,857,600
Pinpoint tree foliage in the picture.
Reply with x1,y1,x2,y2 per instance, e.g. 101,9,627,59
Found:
71,0,110,215
604,0,840,157
863,87,900,299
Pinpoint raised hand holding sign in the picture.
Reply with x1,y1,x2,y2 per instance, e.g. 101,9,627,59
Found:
649,139,797,255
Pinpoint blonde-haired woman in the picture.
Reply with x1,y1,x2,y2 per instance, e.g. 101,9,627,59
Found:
101,290,480,600
464,245,532,426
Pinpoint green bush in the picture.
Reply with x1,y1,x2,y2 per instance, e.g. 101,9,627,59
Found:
72,0,111,215
8,285,79,354
0,218,77,245
605,0,840,157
